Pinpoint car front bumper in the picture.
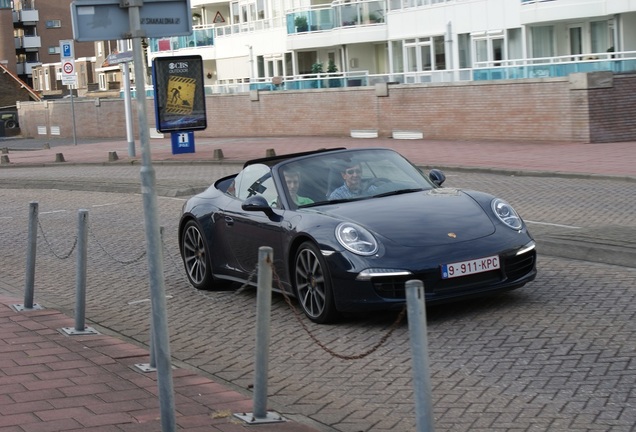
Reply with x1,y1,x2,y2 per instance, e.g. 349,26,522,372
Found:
326,241,537,313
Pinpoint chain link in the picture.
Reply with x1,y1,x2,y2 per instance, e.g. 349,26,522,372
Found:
270,262,406,360
37,219,77,260
160,232,404,359
88,223,147,265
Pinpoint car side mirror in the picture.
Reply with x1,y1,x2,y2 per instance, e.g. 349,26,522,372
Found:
429,169,446,186
242,195,276,217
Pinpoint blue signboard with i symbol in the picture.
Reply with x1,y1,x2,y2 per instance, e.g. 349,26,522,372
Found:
170,131,195,154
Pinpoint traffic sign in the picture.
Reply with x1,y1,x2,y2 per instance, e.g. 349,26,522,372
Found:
60,40,77,86
106,51,134,65
63,61,74,74
71,0,192,42
60,39,74,60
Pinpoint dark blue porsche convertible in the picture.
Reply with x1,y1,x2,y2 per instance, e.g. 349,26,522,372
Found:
179,148,537,323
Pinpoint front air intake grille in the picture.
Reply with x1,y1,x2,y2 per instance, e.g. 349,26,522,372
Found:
372,249,536,300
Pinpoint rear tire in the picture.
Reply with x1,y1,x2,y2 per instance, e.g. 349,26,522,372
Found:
294,241,338,324
181,220,214,290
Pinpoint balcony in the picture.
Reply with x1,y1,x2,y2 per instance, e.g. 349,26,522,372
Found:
16,61,41,75
473,50,636,80
287,0,386,36
15,35,41,50
13,8,39,24
149,26,214,53
520,0,608,25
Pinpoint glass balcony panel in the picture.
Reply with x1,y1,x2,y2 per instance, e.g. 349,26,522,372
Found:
194,28,214,47
340,4,358,26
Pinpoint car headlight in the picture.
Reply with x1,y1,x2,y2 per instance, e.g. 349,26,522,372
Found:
335,222,378,256
491,198,523,230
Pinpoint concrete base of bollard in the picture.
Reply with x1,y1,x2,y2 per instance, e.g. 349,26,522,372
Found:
266,148,276,157
55,153,65,163
1,155,9,164
108,151,119,162
213,149,224,160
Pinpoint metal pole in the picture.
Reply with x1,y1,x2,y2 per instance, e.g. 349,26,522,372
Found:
127,2,176,431
23,202,38,309
122,61,136,157
405,280,435,432
74,209,89,331
253,246,273,419
149,225,167,370
69,86,78,146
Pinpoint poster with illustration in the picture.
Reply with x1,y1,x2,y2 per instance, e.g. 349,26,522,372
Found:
153,55,207,132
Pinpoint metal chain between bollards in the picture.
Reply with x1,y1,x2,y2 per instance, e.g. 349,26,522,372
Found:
88,223,146,265
37,219,77,259
270,262,406,360
158,233,402,360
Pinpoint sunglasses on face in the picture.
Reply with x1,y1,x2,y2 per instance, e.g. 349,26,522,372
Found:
345,168,361,175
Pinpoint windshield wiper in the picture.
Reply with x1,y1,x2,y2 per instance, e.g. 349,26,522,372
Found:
371,188,423,198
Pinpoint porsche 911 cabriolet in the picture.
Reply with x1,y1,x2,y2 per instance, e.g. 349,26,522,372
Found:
179,147,537,323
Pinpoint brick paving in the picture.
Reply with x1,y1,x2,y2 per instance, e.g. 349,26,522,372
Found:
1,135,635,432
1,136,635,180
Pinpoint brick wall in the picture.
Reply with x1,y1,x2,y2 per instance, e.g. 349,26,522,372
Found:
587,74,636,143
16,72,636,144
0,72,34,108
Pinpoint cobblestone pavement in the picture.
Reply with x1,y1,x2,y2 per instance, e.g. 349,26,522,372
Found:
1,166,635,431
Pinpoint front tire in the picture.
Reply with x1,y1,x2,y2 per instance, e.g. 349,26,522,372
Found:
294,242,338,324
181,220,214,290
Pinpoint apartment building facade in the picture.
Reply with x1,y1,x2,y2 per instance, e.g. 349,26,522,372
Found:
10,0,636,144
146,0,636,92
6,0,635,96
0,0,97,89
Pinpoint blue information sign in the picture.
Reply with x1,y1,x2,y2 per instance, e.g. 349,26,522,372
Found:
171,131,195,154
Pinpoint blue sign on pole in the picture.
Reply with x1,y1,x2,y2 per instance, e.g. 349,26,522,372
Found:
171,131,195,154
63,43,72,57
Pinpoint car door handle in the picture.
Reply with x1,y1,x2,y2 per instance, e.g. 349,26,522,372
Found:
224,216,234,226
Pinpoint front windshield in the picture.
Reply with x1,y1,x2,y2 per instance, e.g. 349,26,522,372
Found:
275,148,435,207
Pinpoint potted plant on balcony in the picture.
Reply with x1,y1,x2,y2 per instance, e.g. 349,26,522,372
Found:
294,15,308,33
327,60,341,88
310,62,324,88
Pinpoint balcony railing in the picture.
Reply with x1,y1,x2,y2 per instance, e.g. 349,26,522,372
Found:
134,50,636,96
15,8,38,23
149,17,286,53
472,51,636,80
288,0,386,35
15,35,41,49
149,26,214,53
16,61,41,75
244,52,636,94
214,17,285,37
